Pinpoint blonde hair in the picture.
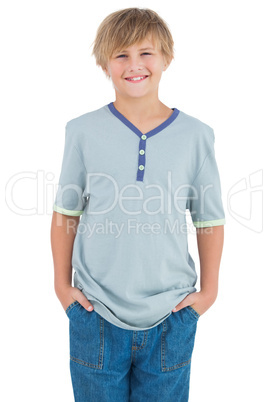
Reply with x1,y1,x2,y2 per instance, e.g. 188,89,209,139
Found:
92,8,174,70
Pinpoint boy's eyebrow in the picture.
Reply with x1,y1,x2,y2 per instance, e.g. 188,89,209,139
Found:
116,47,155,53
138,47,155,51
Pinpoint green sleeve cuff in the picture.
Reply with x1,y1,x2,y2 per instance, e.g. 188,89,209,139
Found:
53,204,84,216
193,218,225,228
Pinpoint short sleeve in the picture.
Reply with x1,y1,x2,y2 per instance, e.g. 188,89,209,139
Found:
53,124,88,216
187,146,225,228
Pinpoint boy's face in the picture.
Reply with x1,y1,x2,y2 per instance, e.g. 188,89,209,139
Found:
103,36,169,102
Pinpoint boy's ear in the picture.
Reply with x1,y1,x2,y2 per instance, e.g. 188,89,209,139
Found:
163,63,169,72
102,65,110,78
163,56,172,72
162,62,169,72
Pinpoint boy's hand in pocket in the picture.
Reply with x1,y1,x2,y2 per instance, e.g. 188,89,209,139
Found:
56,285,94,312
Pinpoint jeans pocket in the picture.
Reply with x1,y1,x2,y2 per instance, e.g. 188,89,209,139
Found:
68,304,104,370
65,300,80,316
161,308,198,372
186,305,200,320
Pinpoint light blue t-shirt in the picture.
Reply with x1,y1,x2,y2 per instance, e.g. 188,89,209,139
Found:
53,103,225,330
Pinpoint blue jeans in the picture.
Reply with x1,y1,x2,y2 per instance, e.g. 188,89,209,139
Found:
66,301,199,402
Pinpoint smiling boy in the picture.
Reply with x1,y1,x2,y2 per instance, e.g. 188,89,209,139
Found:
103,36,173,131
51,8,224,401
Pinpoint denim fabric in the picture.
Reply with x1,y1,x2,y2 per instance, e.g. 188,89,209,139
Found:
66,301,199,402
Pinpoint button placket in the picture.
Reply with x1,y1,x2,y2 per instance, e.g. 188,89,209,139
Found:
136,134,147,181
108,103,180,183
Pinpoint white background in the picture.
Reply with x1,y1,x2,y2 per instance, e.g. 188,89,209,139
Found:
1,0,267,401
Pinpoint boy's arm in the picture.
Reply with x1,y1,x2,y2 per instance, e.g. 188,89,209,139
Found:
50,211,94,312
172,225,224,315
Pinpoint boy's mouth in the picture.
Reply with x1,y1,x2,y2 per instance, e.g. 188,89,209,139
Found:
125,75,148,82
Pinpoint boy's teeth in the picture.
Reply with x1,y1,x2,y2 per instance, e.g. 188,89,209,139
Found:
127,76,146,81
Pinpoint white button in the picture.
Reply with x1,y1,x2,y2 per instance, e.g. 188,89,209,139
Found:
138,165,145,170
139,150,145,155
141,135,147,140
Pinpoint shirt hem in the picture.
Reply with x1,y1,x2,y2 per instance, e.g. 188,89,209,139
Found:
53,204,83,216
79,286,196,331
193,218,225,228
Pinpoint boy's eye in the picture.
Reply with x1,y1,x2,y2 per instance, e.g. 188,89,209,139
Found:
116,52,151,58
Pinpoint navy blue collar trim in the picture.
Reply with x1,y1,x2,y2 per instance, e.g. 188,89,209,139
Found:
107,102,180,138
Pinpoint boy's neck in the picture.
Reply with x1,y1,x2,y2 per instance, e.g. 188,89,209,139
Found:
113,96,171,123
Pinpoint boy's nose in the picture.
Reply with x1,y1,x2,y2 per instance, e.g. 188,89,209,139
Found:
126,56,144,72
